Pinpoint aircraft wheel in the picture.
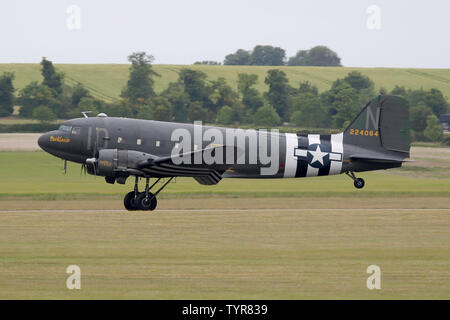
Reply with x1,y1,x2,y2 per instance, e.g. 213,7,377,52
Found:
124,191,139,211
136,192,157,211
354,178,365,189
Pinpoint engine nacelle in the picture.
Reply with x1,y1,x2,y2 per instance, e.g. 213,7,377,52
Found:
96,149,151,177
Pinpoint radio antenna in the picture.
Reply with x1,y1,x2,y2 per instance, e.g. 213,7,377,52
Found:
81,111,92,118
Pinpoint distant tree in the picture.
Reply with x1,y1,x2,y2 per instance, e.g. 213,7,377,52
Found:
17,82,55,117
297,81,319,96
408,88,427,107
178,69,211,103
71,83,90,107
193,61,221,65
390,85,408,97
425,88,448,117
40,57,64,95
237,73,264,114
102,100,133,118
287,50,309,66
152,104,172,121
378,87,387,95
187,100,208,122
223,49,251,65
343,71,374,92
32,105,57,123
161,82,189,122
323,80,356,129
264,69,292,121
136,105,153,120
237,73,258,94
290,93,328,128
68,96,100,118
250,45,286,66
136,97,172,121
410,105,433,132
210,77,239,113
121,52,160,107
253,104,281,126
151,96,173,121
0,72,15,117
390,86,448,117
288,46,341,66
424,114,443,141
216,105,234,125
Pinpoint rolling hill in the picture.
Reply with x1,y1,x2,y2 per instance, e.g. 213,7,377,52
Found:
1,64,450,103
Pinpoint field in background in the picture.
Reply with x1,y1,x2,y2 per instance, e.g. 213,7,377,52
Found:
1,64,450,102
0,148,448,299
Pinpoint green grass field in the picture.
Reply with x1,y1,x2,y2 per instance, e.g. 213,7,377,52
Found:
0,150,449,299
1,64,450,102
0,151,449,198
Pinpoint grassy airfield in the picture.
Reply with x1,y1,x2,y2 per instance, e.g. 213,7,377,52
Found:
1,64,450,102
0,149,448,299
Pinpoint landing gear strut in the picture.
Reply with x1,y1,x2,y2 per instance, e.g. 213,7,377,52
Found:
346,171,365,189
123,176,174,211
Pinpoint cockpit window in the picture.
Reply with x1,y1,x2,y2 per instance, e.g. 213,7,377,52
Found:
59,125,72,132
71,127,81,135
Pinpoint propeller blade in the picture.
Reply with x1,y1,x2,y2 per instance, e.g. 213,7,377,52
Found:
86,158,98,176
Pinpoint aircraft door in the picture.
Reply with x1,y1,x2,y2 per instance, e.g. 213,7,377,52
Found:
95,119,110,151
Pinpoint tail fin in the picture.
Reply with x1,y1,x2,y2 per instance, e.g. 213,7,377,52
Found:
344,95,410,160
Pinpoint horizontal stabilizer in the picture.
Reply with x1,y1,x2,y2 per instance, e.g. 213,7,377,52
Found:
350,154,411,163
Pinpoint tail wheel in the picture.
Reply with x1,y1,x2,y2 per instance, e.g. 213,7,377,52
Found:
124,191,139,211
137,192,157,211
354,178,365,189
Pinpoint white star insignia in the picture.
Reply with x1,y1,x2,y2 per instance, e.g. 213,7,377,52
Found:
308,145,327,165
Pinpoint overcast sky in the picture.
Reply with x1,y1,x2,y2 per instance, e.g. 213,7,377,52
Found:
1,0,449,68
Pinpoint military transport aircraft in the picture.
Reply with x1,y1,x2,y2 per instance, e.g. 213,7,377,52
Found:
38,95,410,211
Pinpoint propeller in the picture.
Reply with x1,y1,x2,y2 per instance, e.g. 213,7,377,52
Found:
80,164,87,176
85,136,99,176
86,157,98,176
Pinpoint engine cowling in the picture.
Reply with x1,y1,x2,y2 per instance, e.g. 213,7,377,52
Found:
95,149,152,177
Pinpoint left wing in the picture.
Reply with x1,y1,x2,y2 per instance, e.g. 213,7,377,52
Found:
137,145,241,185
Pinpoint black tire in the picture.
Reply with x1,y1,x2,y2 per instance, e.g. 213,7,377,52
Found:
136,192,157,211
124,191,139,211
354,178,365,189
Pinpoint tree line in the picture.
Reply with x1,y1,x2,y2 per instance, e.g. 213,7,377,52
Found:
0,52,448,143
196,45,342,66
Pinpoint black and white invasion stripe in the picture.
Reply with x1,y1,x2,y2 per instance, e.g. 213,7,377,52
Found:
283,133,343,178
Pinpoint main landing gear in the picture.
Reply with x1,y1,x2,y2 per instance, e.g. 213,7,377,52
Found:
346,171,365,189
124,176,173,211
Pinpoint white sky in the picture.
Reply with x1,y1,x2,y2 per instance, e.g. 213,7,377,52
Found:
1,0,449,67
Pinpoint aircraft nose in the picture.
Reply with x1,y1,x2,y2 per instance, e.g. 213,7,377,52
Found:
38,132,51,152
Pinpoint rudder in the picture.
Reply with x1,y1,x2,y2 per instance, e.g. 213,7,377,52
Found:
344,95,410,158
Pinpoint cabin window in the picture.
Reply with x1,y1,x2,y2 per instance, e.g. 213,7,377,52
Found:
194,144,198,151
155,140,160,147
71,127,81,135
117,137,123,143
137,139,142,145
59,125,72,132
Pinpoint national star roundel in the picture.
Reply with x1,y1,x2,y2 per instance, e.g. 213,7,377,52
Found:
306,143,331,168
